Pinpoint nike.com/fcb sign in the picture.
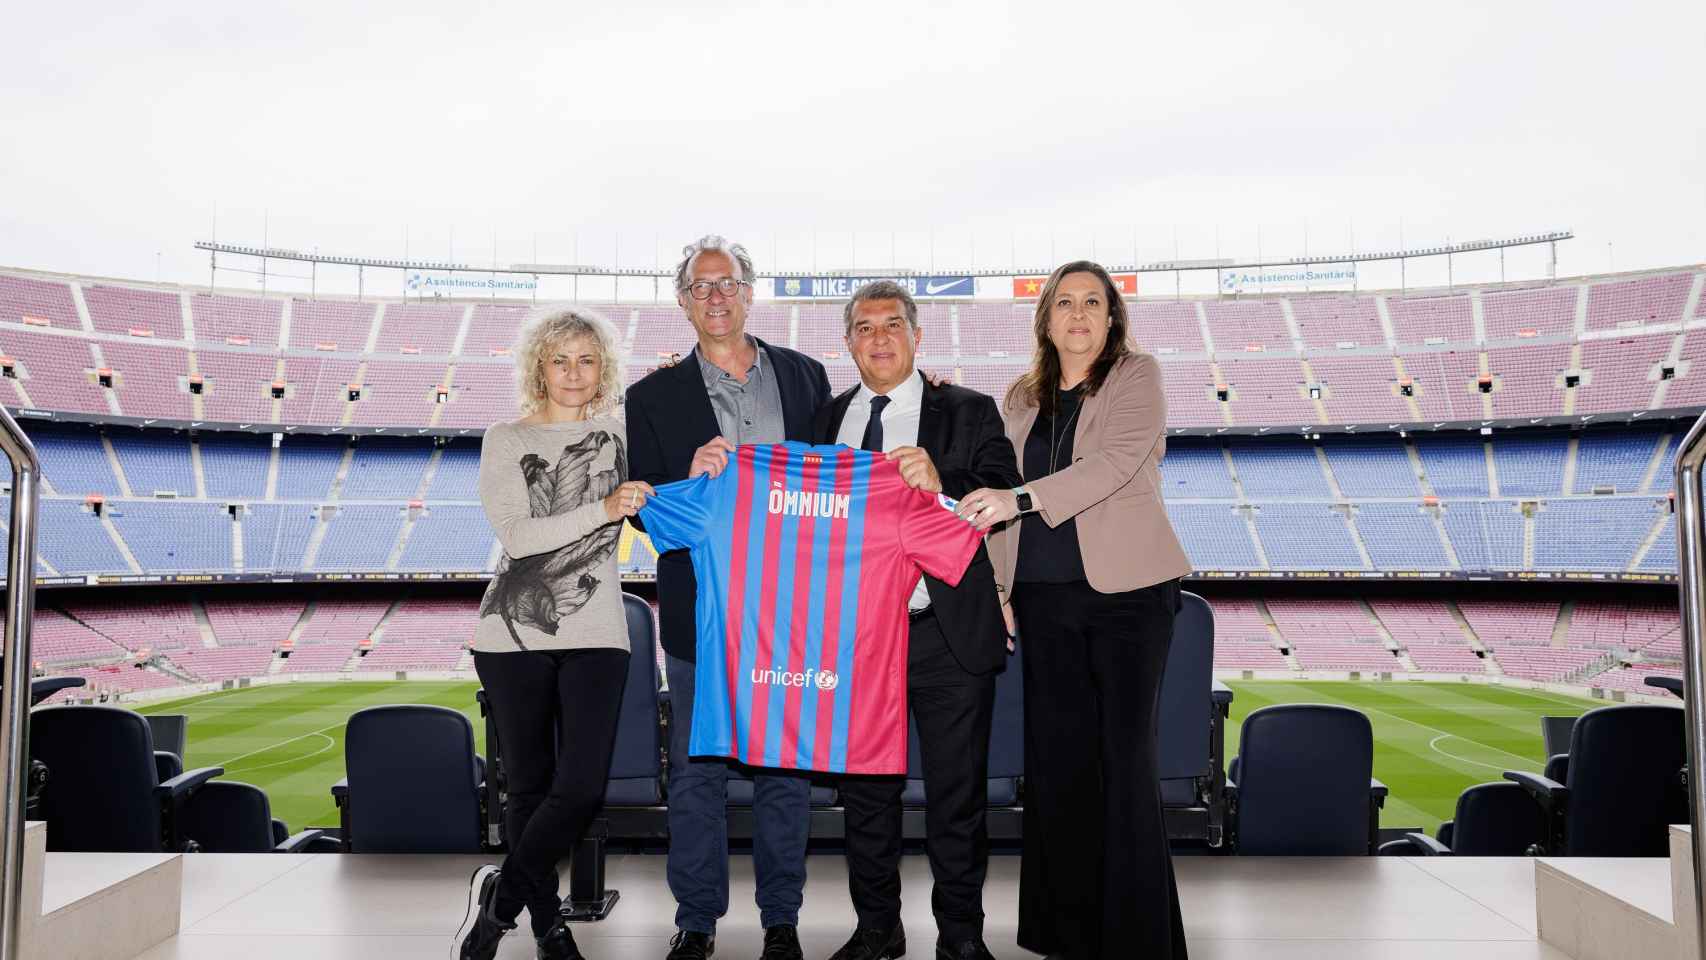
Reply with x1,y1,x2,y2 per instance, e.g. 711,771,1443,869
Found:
771,275,975,299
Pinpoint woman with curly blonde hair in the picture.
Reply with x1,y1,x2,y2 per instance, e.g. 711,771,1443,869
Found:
455,307,652,960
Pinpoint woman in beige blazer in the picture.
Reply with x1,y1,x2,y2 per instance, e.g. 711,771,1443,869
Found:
956,260,1193,960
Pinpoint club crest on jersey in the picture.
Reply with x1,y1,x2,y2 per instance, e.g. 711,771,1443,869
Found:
751,666,839,691
767,488,851,519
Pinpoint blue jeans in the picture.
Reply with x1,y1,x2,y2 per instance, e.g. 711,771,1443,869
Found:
665,654,811,934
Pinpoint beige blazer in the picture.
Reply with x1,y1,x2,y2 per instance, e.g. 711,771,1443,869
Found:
989,350,1193,596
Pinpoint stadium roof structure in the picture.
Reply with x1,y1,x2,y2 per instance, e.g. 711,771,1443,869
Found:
195,231,1574,281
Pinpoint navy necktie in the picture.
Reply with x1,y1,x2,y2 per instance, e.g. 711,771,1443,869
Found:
860,395,890,452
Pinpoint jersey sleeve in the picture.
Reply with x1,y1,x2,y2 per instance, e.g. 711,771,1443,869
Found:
898,488,984,587
639,473,715,553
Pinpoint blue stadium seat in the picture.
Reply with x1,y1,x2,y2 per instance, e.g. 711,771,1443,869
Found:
180,780,323,853
1158,443,1237,498
397,504,494,571
275,435,346,499
30,427,122,497
1157,592,1231,845
1416,437,1490,497
1355,503,1452,570
1321,437,1421,497
1227,704,1386,855
339,437,433,499
314,504,404,570
1378,782,1543,856
607,593,664,806
1492,432,1568,497
1505,704,1687,856
109,431,196,496
1166,503,1263,570
1229,440,1333,499
900,637,1024,816
1251,503,1364,570
30,705,224,852
1573,429,1664,494
426,442,482,500
199,433,271,499
242,503,319,571
333,704,483,853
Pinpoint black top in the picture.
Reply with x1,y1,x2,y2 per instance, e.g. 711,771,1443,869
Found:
1016,385,1087,584
813,377,1023,676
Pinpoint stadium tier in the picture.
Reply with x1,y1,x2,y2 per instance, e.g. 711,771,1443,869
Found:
3,422,1684,579
27,589,1681,700
0,266,1703,432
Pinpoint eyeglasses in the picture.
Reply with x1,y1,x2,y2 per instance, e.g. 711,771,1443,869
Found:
684,278,750,300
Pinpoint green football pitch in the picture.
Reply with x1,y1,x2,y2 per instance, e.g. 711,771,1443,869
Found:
137,679,1601,836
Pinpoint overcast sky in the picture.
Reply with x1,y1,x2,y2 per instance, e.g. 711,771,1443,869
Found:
2,0,1701,299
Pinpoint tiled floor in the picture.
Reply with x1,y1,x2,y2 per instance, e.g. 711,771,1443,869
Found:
110,852,1585,959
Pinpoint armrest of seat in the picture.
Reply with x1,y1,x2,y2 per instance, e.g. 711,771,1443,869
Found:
1401,831,1451,855
331,777,349,804
275,829,326,853
1504,770,1567,803
1370,777,1389,807
155,766,223,801
1211,680,1233,711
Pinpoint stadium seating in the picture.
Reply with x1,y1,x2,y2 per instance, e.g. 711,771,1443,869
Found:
1572,429,1664,493
1157,593,1231,845
333,704,483,852
1380,782,1545,856
108,431,196,496
1227,704,1386,855
1505,704,1687,856
15,267,1699,432
179,780,323,853
198,432,271,499
204,598,304,646
30,705,223,852
279,643,356,674
396,505,494,571
83,284,184,338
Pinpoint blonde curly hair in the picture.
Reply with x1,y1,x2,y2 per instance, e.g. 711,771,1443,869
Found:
513,307,624,417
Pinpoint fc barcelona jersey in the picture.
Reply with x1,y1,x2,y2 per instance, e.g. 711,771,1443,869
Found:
640,441,982,774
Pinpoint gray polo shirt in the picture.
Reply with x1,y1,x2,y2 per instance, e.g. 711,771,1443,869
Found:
695,340,786,446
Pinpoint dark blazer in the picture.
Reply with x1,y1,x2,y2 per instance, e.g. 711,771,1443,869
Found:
625,337,831,662
813,376,1021,676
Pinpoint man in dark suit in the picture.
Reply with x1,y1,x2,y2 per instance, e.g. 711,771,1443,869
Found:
626,235,830,960
814,281,1020,960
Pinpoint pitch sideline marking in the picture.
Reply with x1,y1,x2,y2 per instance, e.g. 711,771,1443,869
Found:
216,721,345,768
1425,733,1538,773
223,732,338,774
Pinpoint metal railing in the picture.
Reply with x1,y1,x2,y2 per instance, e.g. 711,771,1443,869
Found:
1671,411,1706,960
0,404,40,960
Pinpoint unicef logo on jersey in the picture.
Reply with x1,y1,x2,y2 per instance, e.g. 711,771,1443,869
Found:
751,666,839,691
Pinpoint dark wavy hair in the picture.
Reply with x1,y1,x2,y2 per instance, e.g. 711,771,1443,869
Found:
1004,260,1131,416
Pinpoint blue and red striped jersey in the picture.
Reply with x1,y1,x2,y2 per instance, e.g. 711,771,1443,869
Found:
640,441,982,774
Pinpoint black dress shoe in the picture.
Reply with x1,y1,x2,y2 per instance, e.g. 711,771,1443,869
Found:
761,924,803,960
935,938,997,960
453,865,515,960
667,930,715,960
826,921,906,960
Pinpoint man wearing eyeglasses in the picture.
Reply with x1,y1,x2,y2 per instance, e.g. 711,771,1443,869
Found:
626,235,831,960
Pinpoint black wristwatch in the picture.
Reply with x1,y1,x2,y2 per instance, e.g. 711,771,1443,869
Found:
1012,487,1032,514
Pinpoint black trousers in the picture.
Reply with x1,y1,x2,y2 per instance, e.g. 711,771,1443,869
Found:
839,612,997,942
473,647,629,937
1012,578,1184,960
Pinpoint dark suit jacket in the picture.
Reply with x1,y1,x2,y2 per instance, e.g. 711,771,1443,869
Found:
813,376,1021,676
625,337,831,662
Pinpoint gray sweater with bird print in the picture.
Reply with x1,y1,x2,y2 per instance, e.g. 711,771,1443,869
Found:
473,417,630,654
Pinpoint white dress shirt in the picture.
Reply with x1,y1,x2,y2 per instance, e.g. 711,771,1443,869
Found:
836,370,932,612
